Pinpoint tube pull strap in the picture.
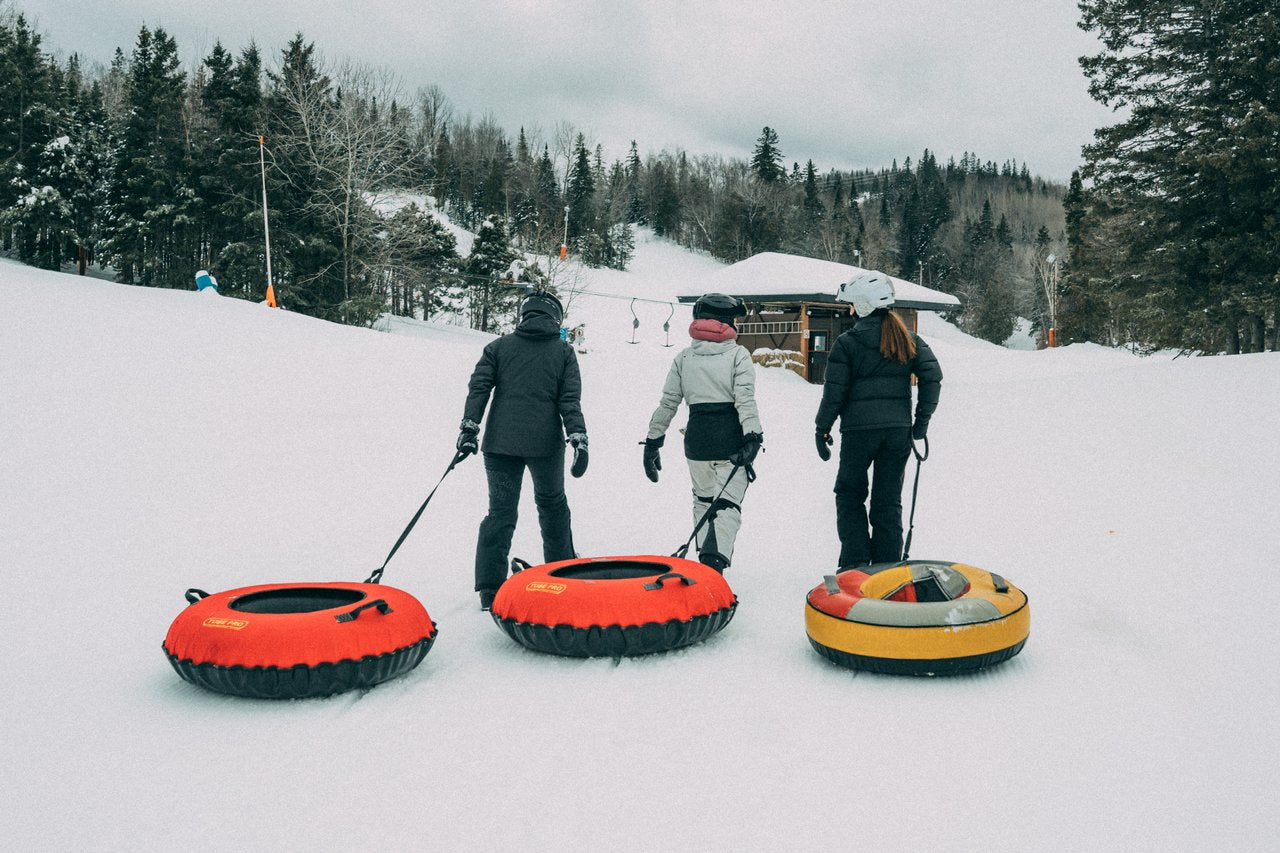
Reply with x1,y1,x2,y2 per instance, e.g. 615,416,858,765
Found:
673,463,745,558
365,450,467,584
901,437,929,561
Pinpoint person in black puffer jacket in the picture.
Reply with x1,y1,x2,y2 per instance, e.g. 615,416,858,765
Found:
814,271,942,569
458,291,587,610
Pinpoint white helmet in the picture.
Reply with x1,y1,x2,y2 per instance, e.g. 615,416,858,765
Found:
837,271,895,316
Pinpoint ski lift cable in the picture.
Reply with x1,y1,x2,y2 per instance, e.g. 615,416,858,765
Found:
441,272,686,309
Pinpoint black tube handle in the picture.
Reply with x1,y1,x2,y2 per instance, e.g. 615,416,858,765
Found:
644,572,696,590
335,599,393,623
185,588,210,605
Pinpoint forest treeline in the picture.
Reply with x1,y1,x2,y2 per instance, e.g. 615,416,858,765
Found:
3,2,1275,351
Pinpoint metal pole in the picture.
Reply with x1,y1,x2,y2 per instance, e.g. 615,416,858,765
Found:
259,135,277,307
1049,256,1058,346
560,204,570,260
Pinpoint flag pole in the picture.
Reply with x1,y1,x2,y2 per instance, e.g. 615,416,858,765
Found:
259,135,278,308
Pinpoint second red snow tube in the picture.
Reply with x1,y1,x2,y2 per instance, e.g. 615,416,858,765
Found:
163,582,437,699
491,555,737,657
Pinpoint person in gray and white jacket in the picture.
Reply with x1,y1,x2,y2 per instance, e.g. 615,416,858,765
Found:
643,293,762,572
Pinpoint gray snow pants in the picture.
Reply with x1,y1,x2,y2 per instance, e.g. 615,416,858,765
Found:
688,459,750,565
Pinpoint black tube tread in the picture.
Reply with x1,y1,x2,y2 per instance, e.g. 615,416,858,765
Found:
808,636,1025,676
493,604,736,658
164,631,437,699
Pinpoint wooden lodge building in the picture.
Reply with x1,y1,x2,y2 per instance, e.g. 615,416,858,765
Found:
677,252,961,384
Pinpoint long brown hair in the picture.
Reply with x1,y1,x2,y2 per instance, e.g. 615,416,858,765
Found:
880,310,917,363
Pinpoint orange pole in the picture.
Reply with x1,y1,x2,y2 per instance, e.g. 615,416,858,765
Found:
259,135,278,308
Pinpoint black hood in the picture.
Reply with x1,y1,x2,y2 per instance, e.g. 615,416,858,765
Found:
851,313,884,348
515,311,561,339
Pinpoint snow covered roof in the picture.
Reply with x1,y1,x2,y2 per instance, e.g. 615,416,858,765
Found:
678,252,961,311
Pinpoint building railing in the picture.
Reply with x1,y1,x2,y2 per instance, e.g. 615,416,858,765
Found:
737,320,802,336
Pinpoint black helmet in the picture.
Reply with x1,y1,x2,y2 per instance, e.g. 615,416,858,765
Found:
693,292,746,323
520,291,563,325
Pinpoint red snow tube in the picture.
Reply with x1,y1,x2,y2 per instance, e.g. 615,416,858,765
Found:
491,555,737,657
163,582,437,699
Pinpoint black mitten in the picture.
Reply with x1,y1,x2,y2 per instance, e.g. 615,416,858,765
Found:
568,433,589,478
815,429,833,462
731,432,763,466
641,435,664,483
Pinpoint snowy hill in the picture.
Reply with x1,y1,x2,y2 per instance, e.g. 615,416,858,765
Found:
1,238,1277,851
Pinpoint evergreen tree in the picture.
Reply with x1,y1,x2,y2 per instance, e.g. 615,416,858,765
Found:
976,199,994,245
61,77,110,273
0,13,70,260
1079,0,1280,350
648,159,681,238
464,215,518,332
801,160,823,221
995,213,1012,248
478,139,510,218
265,34,340,314
383,202,461,318
750,126,783,183
565,133,594,242
896,184,921,279
101,26,188,287
1059,169,1108,342
533,144,561,246
626,140,645,223
0,14,58,214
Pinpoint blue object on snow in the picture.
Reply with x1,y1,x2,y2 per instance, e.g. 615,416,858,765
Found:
560,326,569,340
195,270,218,292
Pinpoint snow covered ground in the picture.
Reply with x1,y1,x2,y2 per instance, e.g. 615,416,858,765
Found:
2,234,1277,851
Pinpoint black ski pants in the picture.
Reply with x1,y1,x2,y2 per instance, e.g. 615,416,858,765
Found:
475,450,575,591
834,426,912,568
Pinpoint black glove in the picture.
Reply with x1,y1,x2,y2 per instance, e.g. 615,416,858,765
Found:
641,435,664,483
815,429,833,462
457,419,480,459
567,433,589,478
731,432,762,467
911,418,929,441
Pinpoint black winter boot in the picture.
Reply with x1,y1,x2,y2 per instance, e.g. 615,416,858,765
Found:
478,589,497,611
699,552,730,573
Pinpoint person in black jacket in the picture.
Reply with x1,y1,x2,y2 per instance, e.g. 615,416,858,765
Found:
458,291,588,610
814,271,942,569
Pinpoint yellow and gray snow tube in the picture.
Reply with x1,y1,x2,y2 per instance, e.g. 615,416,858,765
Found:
805,561,1029,676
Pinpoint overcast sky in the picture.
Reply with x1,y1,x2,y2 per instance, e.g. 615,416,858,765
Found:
22,0,1115,181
